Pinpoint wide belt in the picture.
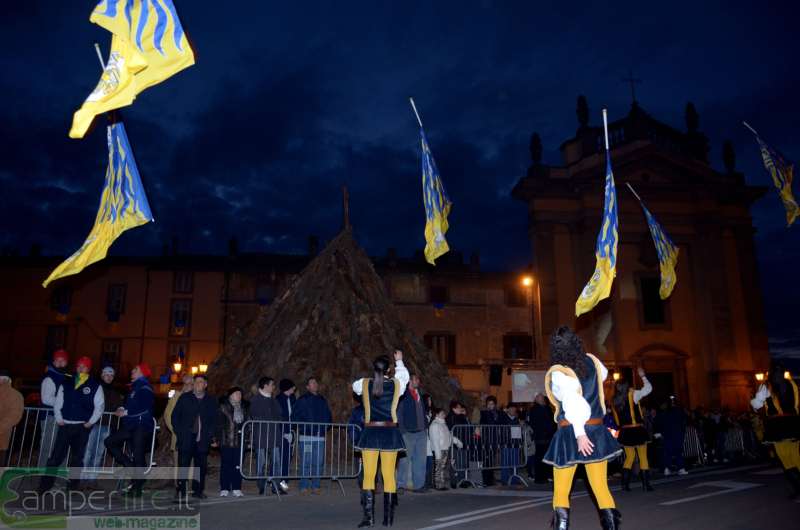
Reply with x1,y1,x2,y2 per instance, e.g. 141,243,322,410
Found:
366,421,397,427
558,418,603,428
621,423,643,428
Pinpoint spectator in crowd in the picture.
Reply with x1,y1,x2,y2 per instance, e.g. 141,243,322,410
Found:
527,393,555,484
499,405,524,485
165,374,194,487
250,376,287,495
0,369,24,465
396,373,428,493
293,376,332,495
429,407,463,490
446,401,471,487
82,365,123,484
105,364,155,497
659,397,688,476
38,349,72,467
217,386,249,497
423,394,434,490
171,374,218,501
39,356,104,493
276,379,297,479
479,396,501,486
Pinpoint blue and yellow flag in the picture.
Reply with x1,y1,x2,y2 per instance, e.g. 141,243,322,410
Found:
576,154,618,316
43,123,154,287
755,137,798,226
420,129,452,265
70,0,195,139
637,197,679,299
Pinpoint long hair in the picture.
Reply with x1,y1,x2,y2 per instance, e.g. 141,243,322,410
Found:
372,355,391,398
768,359,789,403
549,326,588,379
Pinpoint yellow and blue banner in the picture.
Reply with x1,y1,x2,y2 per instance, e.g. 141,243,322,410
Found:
637,197,679,299
420,129,452,265
576,154,618,316
70,0,195,138
755,136,798,226
43,123,154,287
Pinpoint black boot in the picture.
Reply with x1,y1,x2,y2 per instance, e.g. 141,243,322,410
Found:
784,468,800,499
621,469,631,492
551,507,569,530
382,493,396,526
640,470,654,492
358,490,374,528
599,508,622,530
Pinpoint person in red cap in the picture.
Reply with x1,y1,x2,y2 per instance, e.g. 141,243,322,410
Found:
37,349,72,467
105,363,155,497
39,355,104,493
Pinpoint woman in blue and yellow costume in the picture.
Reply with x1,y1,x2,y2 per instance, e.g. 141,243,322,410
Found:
543,327,623,530
352,350,409,528
612,366,654,492
751,359,800,499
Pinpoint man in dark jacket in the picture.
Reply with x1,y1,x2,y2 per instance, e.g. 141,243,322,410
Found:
292,377,332,494
276,379,297,479
170,374,218,501
250,376,287,495
498,405,523,485
396,373,427,493
527,393,555,484
479,396,501,486
105,364,155,496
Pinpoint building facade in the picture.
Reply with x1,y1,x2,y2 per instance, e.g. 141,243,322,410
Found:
0,248,534,403
512,101,770,410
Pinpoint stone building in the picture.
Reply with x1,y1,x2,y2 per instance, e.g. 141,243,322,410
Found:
512,99,770,410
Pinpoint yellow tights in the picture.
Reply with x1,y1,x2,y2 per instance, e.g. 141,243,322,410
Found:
623,445,649,470
774,440,800,470
553,461,615,509
362,450,398,493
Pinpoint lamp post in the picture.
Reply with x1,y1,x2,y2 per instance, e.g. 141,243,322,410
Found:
521,275,542,360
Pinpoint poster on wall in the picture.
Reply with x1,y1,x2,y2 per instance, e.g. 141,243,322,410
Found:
512,370,547,403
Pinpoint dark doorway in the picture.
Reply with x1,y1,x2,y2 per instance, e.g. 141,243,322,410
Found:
644,372,675,409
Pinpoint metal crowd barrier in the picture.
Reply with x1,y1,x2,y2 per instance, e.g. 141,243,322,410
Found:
449,424,529,488
239,420,362,498
3,406,158,476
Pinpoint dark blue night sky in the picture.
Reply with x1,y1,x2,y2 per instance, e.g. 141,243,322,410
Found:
1,1,798,356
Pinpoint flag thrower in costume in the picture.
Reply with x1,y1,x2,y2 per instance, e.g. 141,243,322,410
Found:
627,183,679,299
70,0,195,139
576,109,619,317
411,98,453,265
43,123,154,287
743,122,798,227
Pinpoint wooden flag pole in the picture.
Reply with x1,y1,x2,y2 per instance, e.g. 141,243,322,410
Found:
602,108,610,151
94,42,106,69
409,97,423,128
742,121,759,136
625,182,643,202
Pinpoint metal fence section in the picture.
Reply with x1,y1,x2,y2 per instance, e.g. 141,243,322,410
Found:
239,420,362,497
449,424,528,488
3,406,158,476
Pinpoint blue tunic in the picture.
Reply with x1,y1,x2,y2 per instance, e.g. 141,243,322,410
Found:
613,389,650,447
354,378,406,452
543,355,622,468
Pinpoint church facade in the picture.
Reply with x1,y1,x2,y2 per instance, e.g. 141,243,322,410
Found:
512,100,770,410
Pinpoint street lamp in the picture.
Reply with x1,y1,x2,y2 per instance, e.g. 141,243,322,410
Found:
613,371,621,381
191,366,199,375
173,362,182,373
199,362,208,374
755,372,764,382
521,276,533,287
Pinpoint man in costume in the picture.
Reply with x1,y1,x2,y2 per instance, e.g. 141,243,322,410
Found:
352,350,409,527
543,327,622,530
751,360,800,499
612,366,654,491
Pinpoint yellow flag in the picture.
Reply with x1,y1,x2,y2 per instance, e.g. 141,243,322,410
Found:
44,123,154,287
70,0,195,139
